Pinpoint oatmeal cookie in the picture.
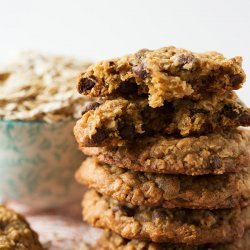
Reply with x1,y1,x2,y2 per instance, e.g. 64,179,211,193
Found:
76,157,250,209
95,230,250,250
0,206,43,250
77,46,245,107
81,129,250,175
74,92,250,146
83,190,250,244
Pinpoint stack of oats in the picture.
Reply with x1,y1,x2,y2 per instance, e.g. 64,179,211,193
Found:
74,46,250,249
0,51,91,123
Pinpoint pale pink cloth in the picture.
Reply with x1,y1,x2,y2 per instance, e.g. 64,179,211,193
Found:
7,201,100,250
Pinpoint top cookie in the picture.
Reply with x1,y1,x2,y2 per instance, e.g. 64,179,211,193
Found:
77,46,245,107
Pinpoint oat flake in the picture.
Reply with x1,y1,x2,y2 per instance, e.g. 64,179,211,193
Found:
0,51,92,123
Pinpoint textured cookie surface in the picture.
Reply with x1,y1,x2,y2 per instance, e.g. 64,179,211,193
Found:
95,230,250,250
74,92,250,146
76,157,250,209
77,46,245,107
0,206,43,250
81,129,250,175
82,190,250,244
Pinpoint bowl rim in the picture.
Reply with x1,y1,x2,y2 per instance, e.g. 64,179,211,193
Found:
0,118,76,124
0,119,44,124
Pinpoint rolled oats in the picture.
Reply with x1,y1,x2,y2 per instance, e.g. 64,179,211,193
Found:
0,51,92,122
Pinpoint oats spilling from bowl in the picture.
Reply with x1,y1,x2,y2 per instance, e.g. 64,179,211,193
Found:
0,51,92,123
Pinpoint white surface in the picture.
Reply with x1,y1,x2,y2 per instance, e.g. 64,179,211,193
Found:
1,0,249,104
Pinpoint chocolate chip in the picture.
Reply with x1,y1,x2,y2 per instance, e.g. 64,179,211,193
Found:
201,123,213,134
108,61,119,74
230,74,244,87
81,102,100,115
209,155,221,169
122,238,130,244
118,81,138,94
152,209,167,220
78,78,96,93
140,127,154,137
239,112,250,126
201,75,215,85
133,64,147,79
109,61,115,67
121,206,135,217
164,102,175,112
221,105,238,119
91,129,107,143
118,125,135,140
176,53,197,70
190,109,209,116
112,205,135,217
178,54,195,65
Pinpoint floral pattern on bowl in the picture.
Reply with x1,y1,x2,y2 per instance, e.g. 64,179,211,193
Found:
0,120,85,209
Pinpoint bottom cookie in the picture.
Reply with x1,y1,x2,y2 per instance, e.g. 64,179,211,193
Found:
82,190,250,245
95,230,250,250
0,206,43,250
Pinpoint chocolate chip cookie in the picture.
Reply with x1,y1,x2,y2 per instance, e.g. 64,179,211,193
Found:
96,230,250,250
77,46,245,107
74,92,250,146
76,157,250,209
0,206,43,250
82,190,250,244
81,129,250,175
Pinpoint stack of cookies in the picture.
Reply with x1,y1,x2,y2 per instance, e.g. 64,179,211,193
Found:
74,46,250,249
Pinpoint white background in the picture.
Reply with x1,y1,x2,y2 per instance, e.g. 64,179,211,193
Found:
0,0,249,104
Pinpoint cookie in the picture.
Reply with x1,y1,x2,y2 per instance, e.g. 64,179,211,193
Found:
74,92,250,146
0,206,43,250
76,157,250,209
81,129,250,175
82,190,250,244
95,230,250,250
77,46,245,107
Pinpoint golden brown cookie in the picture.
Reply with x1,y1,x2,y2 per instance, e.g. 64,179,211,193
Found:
82,190,250,245
81,129,250,175
74,92,250,146
76,157,250,209
77,46,245,107
0,206,43,250
95,230,250,250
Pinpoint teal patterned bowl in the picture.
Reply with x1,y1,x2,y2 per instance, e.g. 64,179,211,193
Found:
0,120,85,209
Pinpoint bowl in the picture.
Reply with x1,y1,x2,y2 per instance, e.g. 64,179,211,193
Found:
0,119,85,210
